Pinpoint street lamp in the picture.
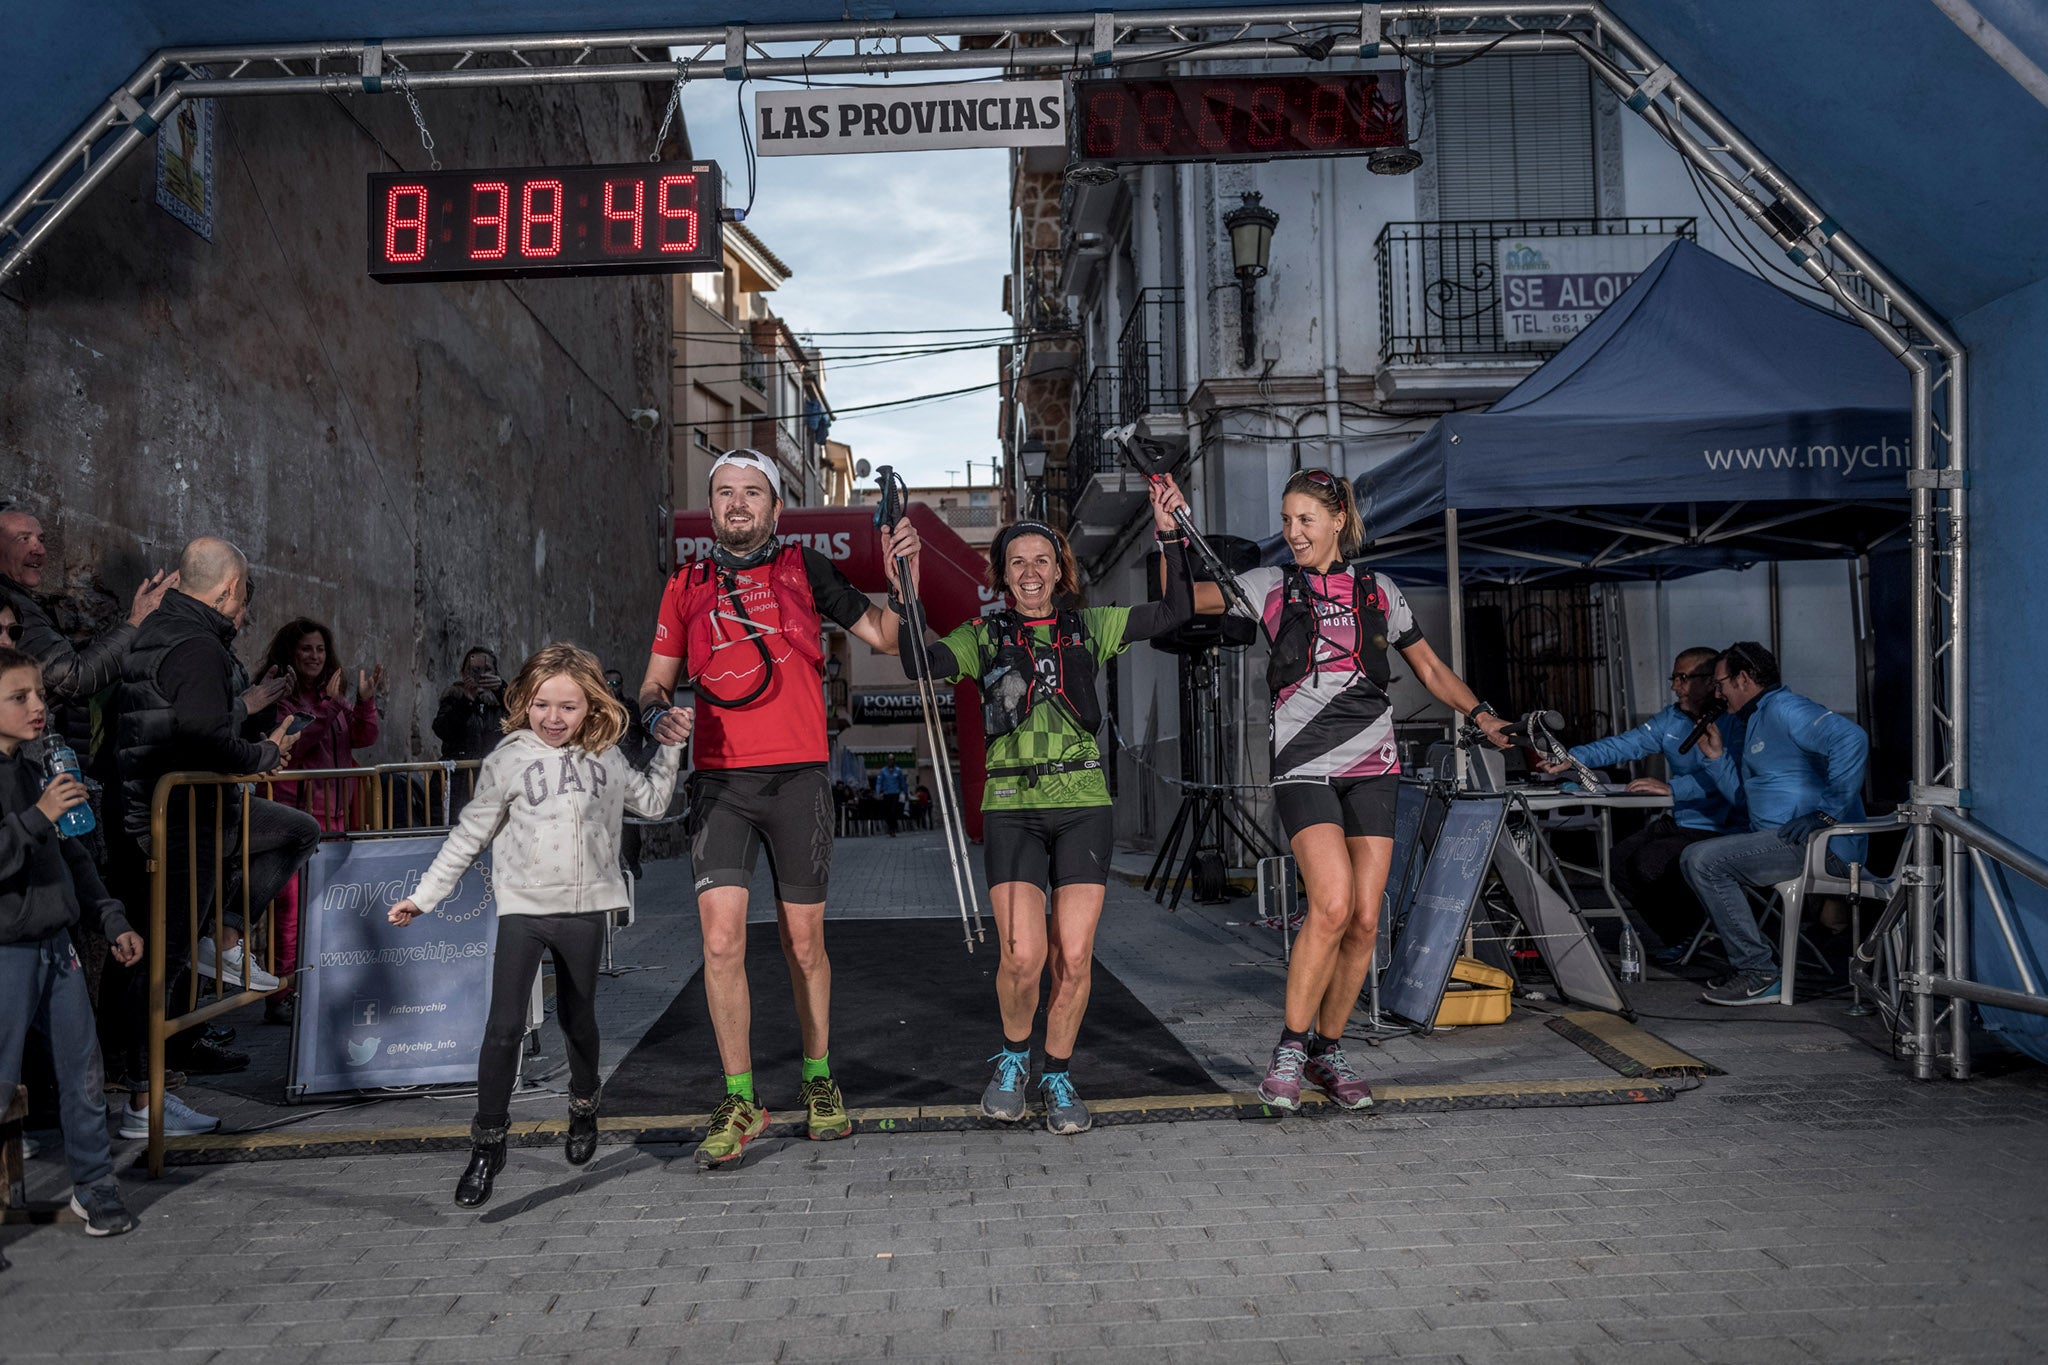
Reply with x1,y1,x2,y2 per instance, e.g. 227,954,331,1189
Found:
1017,437,1049,520
1222,192,1280,369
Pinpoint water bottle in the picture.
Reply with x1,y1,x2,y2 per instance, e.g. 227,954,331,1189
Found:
1618,922,1643,983
42,743,97,838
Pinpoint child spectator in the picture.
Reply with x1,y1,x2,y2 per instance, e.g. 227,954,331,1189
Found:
389,644,687,1209
0,646,141,1236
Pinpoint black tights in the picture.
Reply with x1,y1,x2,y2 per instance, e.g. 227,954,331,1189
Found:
474,912,608,1131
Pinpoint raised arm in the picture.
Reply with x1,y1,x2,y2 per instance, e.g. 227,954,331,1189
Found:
1121,538,1194,642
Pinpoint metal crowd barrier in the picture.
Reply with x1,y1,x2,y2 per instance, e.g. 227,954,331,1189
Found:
142,761,479,1175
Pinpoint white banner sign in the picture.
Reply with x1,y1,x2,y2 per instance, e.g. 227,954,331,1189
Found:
1497,235,1673,342
755,81,1067,155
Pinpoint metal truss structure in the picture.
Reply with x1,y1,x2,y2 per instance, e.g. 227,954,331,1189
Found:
2,3,2032,1076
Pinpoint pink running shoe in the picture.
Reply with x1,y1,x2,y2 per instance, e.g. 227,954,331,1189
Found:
1304,1044,1375,1110
1258,1042,1309,1110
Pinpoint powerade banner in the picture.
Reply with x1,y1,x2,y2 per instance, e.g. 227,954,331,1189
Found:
290,836,498,1098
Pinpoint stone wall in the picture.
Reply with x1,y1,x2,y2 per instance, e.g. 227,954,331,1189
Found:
0,82,676,761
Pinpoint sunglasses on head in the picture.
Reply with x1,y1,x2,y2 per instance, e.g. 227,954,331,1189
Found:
1296,469,1337,488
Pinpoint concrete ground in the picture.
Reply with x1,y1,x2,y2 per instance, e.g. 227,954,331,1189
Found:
4,829,2047,1363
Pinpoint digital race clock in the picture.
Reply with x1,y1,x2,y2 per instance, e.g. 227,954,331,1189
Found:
367,160,722,282
1074,73,1407,164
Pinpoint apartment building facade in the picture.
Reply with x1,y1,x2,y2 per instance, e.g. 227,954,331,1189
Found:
1000,48,1863,853
671,220,842,513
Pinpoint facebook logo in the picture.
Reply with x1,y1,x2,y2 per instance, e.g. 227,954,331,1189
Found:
354,999,380,1027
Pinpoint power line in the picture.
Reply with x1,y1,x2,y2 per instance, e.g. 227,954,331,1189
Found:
730,380,998,424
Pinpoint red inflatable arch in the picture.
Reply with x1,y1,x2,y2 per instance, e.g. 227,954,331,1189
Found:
672,504,996,839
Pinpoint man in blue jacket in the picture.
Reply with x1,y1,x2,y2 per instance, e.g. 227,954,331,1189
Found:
1543,647,1741,959
1682,641,1869,1006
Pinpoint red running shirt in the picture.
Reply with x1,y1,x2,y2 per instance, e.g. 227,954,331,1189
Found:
651,547,871,769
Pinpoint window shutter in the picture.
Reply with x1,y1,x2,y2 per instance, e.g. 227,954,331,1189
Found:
1434,55,1595,220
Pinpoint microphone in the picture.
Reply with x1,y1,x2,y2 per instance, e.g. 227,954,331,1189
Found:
1502,709,1567,742
1677,696,1728,755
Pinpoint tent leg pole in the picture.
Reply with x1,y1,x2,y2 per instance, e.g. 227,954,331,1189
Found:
1446,508,1467,786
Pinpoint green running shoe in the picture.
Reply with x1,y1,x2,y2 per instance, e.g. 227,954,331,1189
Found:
800,1075,852,1141
694,1093,769,1169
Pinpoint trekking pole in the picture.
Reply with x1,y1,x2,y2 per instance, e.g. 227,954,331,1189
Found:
1105,423,1264,627
875,467,986,950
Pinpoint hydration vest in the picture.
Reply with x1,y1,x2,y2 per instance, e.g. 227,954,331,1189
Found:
979,609,1102,739
670,544,824,707
1265,566,1392,695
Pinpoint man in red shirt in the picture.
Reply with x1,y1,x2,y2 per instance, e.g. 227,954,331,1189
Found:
639,449,918,1168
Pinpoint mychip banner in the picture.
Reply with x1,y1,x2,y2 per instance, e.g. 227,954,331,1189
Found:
289,836,498,1098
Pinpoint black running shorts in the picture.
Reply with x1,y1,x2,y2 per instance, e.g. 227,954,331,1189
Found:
686,764,834,903
983,806,1116,889
1273,774,1400,841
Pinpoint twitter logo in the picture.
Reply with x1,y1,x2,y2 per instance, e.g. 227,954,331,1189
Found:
346,1036,382,1067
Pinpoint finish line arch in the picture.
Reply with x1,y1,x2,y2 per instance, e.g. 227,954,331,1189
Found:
673,503,997,840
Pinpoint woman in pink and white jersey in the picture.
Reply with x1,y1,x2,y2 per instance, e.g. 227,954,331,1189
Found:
1193,469,1510,1112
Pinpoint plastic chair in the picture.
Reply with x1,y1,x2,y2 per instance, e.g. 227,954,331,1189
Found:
1771,815,1912,1006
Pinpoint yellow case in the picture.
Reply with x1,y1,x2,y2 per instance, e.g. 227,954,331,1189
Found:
1433,956,1514,1026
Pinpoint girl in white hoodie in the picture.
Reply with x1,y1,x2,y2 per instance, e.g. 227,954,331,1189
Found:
389,643,689,1208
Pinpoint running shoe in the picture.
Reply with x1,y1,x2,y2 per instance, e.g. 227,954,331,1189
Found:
1701,969,1783,1007
115,1091,221,1140
980,1050,1030,1123
1258,1042,1309,1111
800,1076,852,1142
1039,1072,1092,1135
694,1093,769,1169
1303,1044,1375,1110
194,938,282,993
69,1185,138,1237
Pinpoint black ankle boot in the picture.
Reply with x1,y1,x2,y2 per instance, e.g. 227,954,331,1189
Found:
455,1124,507,1208
565,1091,601,1167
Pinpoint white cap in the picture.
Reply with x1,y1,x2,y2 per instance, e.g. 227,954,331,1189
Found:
708,448,781,501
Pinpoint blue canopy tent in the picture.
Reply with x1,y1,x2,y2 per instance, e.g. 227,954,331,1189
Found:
1353,240,1911,584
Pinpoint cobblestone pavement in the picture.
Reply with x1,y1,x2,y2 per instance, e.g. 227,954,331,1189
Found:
5,830,2048,1363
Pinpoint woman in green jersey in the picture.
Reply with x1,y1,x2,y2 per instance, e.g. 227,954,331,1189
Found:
899,476,1191,1134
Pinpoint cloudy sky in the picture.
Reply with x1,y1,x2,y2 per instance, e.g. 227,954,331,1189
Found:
681,78,1012,489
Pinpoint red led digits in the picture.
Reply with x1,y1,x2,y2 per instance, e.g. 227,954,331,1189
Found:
1247,87,1286,148
1085,91,1126,157
1307,85,1345,146
468,181,509,260
383,185,428,263
1195,89,1233,150
1137,90,1175,154
370,160,718,280
656,174,698,252
602,178,645,253
520,179,564,258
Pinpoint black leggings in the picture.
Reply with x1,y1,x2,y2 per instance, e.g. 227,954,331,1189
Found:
475,912,608,1131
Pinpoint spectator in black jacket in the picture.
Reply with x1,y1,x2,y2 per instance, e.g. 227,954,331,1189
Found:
106,538,317,1101
0,646,141,1236
434,647,507,817
434,646,508,761
0,507,175,761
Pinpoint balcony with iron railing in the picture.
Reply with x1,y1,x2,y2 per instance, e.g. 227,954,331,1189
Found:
1052,362,1153,565
739,342,770,393
1116,287,1184,424
1374,217,1696,395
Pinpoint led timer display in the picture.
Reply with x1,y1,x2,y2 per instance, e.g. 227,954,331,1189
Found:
1075,73,1407,164
367,160,722,282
